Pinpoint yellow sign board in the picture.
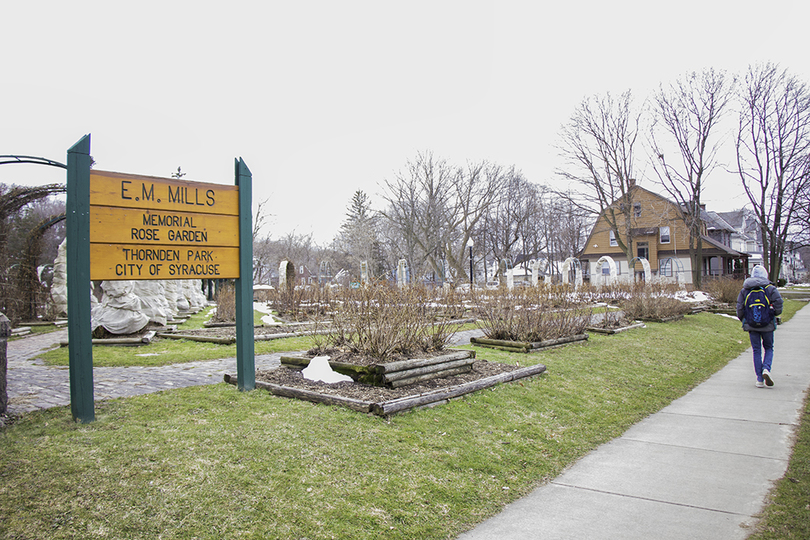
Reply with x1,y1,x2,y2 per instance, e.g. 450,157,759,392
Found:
90,206,239,246
88,170,241,280
90,244,240,281
89,170,239,216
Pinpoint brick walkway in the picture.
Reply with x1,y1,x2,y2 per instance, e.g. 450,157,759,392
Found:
5,329,286,415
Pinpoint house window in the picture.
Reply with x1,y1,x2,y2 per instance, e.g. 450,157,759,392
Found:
633,203,641,218
637,242,649,261
659,259,672,277
609,230,617,247
660,226,671,244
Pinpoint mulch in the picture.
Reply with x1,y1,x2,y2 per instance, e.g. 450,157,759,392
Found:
255,359,523,403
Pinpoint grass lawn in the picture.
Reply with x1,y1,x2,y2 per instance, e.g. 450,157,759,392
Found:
0,302,806,539
9,323,64,341
748,389,810,539
37,307,314,368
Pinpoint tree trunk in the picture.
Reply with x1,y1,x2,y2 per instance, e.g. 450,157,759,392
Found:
0,313,9,415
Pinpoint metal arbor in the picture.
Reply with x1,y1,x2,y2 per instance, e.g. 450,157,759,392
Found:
0,155,67,169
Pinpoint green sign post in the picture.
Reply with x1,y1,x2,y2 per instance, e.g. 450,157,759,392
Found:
234,158,255,391
66,135,94,422
65,135,254,422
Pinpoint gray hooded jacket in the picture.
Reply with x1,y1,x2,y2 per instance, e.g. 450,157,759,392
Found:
736,268,783,332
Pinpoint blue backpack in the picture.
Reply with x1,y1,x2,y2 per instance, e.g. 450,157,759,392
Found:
744,286,773,328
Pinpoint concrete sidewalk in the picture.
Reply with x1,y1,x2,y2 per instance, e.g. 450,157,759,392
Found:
458,304,810,540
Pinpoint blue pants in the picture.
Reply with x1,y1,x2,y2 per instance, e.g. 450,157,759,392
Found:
750,331,774,381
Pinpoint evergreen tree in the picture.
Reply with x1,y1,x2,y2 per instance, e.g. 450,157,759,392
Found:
338,190,384,279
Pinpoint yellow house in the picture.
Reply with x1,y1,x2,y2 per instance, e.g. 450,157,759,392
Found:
578,183,748,285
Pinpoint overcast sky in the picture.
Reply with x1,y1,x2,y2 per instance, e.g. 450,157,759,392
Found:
3,1,809,244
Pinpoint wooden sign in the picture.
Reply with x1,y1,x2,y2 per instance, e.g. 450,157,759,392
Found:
89,170,239,215
90,244,240,280
89,170,240,280
89,206,239,246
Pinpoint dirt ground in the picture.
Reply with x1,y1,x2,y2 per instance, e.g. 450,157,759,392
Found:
256,359,521,403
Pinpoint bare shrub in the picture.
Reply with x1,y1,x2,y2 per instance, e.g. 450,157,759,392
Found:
590,305,631,329
577,282,632,306
621,291,690,320
476,285,592,343
212,282,236,322
703,277,743,304
313,284,462,362
272,284,332,322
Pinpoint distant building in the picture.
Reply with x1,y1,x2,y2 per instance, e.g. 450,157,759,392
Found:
579,183,748,285
714,209,763,274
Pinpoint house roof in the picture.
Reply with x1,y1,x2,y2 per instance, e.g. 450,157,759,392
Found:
700,234,747,257
703,211,735,233
715,209,761,242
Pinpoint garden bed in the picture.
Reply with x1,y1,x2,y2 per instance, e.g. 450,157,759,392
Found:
280,349,476,387
223,358,546,416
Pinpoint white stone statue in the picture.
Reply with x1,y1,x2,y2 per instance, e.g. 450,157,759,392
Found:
397,259,408,288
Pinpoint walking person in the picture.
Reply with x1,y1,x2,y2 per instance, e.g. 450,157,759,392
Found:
736,265,783,388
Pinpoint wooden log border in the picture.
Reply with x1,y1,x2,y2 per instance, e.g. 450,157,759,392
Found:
224,362,547,417
638,314,685,323
155,328,331,345
59,330,157,347
470,333,588,353
586,322,646,335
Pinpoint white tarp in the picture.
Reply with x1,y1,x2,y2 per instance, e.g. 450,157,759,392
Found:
91,280,149,335
49,238,68,317
163,280,180,319
131,280,169,326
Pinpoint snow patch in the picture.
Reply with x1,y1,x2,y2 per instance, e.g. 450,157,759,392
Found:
253,301,282,325
675,290,711,303
303,356,353,384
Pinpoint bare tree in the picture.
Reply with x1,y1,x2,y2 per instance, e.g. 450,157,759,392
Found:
557,90,643,261
251,198,275,283
542,194,590,275
736,63,810,282
650,68,734,288
380,151,452,281
252,197,273,241
380,152,507,283
438,161,506,281
478,171,562,282
252,236,275,284
794,180,810,250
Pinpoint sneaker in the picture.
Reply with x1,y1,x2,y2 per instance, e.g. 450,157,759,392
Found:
762,370,774,387
756,380,765,388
